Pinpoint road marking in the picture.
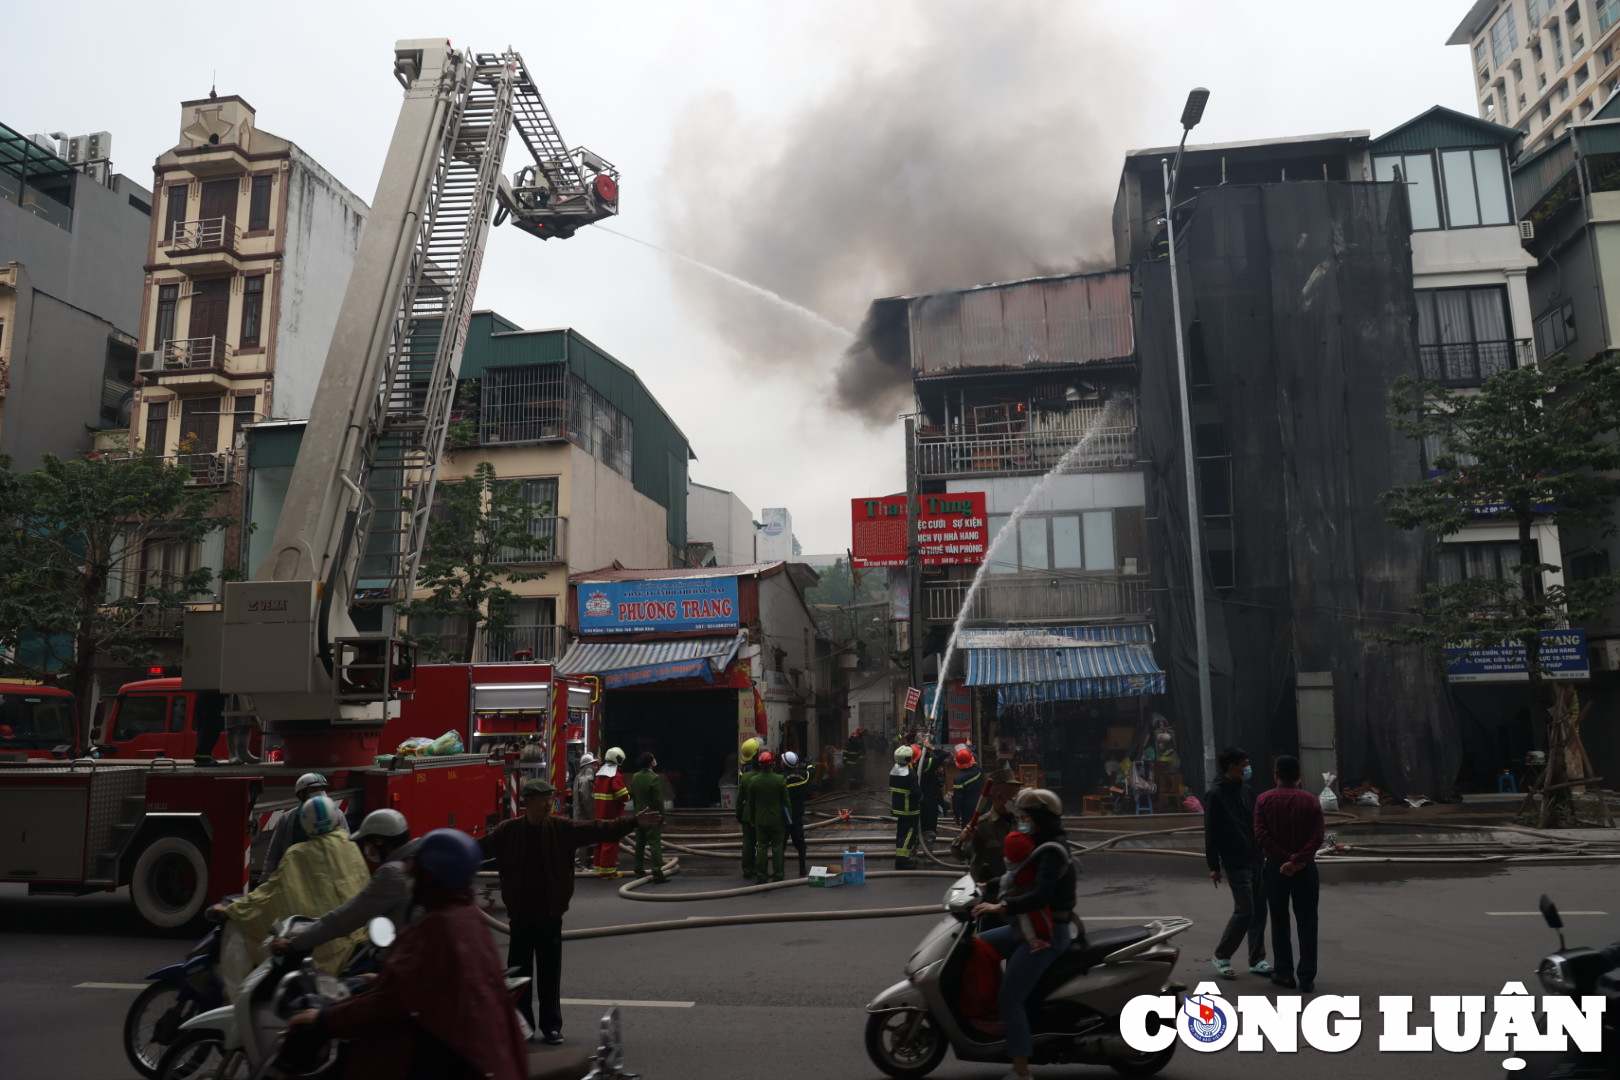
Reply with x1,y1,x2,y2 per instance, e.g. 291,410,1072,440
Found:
1486,911,1609,916
1086,916,1181,921
561,998,695,1008
75,982,149,990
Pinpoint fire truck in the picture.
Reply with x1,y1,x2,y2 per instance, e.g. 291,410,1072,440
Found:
0,39,619,929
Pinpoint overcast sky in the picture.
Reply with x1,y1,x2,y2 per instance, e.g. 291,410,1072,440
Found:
9,1,1477,556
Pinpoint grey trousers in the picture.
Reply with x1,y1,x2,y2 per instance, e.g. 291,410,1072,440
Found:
1214,863,1268,966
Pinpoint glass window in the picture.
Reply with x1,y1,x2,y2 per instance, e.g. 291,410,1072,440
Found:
1529,0,1548,24
1491,8,1519,66
165,184,188,244
1602,0,1620,33
144,401,168,453
1476,40,1489,68
1442,150,1482,226
241,275,264,346
0,694,75,746
987,514,1016,575
1414,286,1514,383
1051,515,1082,569
155,283,179,346
1535,300,1578,357
1374,154,1441,230
248,174,272,231
1473,148,1511,223
114,696,168,741
1083,512,1115,571
1018,516,1049,571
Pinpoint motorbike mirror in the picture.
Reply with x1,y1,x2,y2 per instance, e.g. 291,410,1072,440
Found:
367,916,397,948
1539,894,1563,930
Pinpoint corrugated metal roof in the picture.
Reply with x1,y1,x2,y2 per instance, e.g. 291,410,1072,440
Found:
911,270,1134,375
1513,135,1578,216
962,622,1163,705
1372,106,1519,154
956,625,1154,648
554,632,745,676
571,562,786,583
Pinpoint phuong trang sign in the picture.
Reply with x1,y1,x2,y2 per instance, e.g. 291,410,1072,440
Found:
1444,628,1590,682
578,577,740,636
852,492,987,568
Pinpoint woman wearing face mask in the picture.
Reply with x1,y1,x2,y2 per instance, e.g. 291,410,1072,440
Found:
969,788,1077,1080
1204,746,1270,980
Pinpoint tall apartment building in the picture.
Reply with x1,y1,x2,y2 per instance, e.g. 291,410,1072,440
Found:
1451,0,1620,154
0,123,151,466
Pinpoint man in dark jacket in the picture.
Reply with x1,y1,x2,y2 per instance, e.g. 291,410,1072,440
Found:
479,777,661,1043
1204,746,1269,980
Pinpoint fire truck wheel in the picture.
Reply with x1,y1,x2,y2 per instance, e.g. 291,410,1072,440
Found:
131,834,211,929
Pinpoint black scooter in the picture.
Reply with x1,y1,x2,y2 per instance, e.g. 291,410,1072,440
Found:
1510,894,1620,1080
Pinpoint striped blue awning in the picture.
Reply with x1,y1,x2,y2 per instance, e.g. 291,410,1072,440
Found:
960,625,1164,709
554,632,746,689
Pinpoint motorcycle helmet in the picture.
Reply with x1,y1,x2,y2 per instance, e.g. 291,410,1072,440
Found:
299,794,345,837
351,808,409,844
1014,787,1063,817
415,828,483,889
294,772,328,798
782,751,799,767
894,745,914,765
604,747,625,765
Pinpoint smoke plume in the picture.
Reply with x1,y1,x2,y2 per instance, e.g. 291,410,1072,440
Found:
658,4,1140,424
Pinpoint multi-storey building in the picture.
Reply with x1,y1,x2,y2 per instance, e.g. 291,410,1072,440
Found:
0,123,150,466
687,481,758,566
1450,0,1620,154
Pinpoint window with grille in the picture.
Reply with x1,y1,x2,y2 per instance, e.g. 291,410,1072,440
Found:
1415,287,1515,385
241,276,264,346
481,364,568,445
155,284,179,348
248,174,272,231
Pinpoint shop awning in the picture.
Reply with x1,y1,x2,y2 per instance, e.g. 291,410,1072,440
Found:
959,625,1164,708
554,632,746,690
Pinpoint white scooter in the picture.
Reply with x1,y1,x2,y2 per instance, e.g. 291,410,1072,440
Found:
864,875,1193,1078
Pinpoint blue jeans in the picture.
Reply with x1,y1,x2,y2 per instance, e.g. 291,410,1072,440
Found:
978,920,1073,1059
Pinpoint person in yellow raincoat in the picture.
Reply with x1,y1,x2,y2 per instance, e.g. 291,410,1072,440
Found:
211,794,371,991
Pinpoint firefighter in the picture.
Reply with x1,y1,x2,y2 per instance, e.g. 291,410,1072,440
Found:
591,747,630,878
629,752,667,883
891,745,921,870
571,751,597,870
918,740,947,843
748,751,791,883
952,745,983,829
782,750,814,878
736,737,762,879
843,727,865,790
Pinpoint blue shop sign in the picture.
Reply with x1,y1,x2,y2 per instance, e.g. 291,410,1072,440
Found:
578,576,740,636
1445,628,1590,683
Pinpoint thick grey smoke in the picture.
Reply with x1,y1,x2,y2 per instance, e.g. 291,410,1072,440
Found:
658,4,1140,425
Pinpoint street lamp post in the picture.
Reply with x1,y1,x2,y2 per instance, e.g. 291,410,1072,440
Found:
1160,87,1217,791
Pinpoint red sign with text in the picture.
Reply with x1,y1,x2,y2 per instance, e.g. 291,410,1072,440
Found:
851,492,987,568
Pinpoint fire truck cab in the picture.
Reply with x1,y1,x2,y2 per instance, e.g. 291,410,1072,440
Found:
0,680,80,760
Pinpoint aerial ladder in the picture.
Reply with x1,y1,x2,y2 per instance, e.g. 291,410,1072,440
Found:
189,40,619,767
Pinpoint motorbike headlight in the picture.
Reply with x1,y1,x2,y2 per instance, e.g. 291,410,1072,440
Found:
1538,955,1575,994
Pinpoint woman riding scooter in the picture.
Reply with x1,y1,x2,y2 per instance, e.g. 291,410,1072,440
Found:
969,789,1078,1080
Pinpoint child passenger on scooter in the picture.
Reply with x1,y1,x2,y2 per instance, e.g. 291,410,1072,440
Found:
1000,830,1054,952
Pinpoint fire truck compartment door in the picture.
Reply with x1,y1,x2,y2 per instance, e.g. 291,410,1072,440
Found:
472,682,550,712
0,786,89,880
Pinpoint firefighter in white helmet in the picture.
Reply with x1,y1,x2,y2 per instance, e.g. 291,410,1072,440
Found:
891,745,921,870
261,772,329,880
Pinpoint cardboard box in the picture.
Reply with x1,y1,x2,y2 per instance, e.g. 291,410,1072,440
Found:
842,850,866,884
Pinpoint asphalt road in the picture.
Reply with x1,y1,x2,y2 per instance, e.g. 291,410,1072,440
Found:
4,853,1617,1080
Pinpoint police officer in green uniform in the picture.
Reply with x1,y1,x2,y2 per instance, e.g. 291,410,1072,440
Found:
736,737,762,879
781,750,814,878
890,745,921,870
629,752,668,884
748,751,791,882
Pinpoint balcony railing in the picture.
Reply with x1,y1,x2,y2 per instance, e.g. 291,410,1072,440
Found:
924,575,1151,623
1419,339,1533,386
481,624,567,663
168,217,241,250
493,516,568,565
161,336,229,370
917,426,1139,478
163,451,236,487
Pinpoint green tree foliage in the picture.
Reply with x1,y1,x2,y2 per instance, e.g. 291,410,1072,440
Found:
1378,354,1620,816
803,558,890,668
0,451,229,727
400,461,548,664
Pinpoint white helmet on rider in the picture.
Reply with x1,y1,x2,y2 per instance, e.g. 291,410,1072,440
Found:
299,794,346,837
351,808,409,844
294,772,328,799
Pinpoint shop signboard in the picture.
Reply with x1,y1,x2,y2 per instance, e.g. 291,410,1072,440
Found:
904,686,922,712
577,576,740,636
851,492,988,568
1444,628,1590,682
944,681,972,745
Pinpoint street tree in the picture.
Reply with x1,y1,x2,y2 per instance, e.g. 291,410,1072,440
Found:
400,461,549,663
0,450,229,729
1378,353,1620,824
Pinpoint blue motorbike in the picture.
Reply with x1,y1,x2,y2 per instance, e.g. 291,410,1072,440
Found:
123,920,228,1077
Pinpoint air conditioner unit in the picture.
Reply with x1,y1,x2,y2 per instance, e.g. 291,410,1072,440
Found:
137,351,161,373
1519,220,1536,240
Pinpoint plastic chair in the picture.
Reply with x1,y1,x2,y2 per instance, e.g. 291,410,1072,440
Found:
1133,789,1154,814
1496,772,1518,794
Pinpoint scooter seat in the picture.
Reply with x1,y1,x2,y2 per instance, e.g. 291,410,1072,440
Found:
1028,926,1154,1001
